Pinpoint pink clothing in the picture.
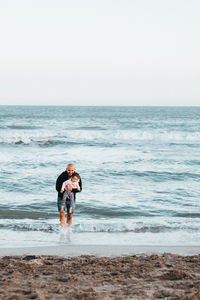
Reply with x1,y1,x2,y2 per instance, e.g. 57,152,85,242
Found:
61,178,80,193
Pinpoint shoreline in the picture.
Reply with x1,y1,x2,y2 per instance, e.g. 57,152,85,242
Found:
0,245,200,258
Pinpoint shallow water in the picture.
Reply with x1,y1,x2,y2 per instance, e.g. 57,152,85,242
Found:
0,106,200,247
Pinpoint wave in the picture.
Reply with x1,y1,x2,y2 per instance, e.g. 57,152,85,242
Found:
0,220,199,234
0,138,85,147
76,203,153,217
0,138,119,147
108,170,200,182
3,224,56,232
76,203,200,218
1,203,200,221
0,130,200,147
72,222,199,233
174,212,200,218
0,205,151,220
0,209,57,219
7,125,41,130
72,223,171,233
75,126,106,130
60,130,200,143
184,160,200,166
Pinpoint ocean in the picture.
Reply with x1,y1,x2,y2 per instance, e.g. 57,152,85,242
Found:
0,106,200,248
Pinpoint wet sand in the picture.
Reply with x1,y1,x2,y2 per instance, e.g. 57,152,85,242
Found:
0,246,200,299
1,245,200,257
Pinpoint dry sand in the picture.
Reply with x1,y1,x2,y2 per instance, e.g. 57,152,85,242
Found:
0,246,199,300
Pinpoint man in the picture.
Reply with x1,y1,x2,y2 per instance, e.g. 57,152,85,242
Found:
56,163,82,227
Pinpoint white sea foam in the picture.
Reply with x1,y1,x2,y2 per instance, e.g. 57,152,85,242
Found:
0,128,200,145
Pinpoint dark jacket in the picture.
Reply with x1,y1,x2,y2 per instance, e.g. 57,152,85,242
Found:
56,171,82,200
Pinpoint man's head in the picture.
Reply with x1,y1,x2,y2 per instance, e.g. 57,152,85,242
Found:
66,164,75,177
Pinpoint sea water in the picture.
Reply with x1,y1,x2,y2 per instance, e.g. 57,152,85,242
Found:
0,106,200,247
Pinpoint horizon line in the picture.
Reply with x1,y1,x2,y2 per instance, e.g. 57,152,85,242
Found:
0,104,200,107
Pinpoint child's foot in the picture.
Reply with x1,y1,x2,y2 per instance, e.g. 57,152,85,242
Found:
60,211,66,228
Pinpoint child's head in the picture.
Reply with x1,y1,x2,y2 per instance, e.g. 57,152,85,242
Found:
71,172,80,182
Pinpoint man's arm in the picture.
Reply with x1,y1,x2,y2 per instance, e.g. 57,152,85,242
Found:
56,172,65,193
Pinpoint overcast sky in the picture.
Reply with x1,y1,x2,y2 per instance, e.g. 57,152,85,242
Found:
0,0,200,106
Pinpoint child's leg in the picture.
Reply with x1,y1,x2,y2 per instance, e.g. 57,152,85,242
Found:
69,192,74,211
61,190,70,209
66,192,74,226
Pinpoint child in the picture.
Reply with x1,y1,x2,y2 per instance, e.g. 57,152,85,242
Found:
59,172,81,227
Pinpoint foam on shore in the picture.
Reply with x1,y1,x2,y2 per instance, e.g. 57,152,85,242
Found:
0,245,199,258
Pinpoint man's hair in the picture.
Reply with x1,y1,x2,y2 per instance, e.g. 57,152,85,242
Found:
71,172,80,180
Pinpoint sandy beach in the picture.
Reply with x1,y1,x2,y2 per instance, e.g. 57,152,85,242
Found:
0,246,200,300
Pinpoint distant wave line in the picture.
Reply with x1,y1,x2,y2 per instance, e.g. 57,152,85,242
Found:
0,130,200,146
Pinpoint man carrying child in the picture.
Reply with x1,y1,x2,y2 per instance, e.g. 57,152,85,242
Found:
56,163,82,227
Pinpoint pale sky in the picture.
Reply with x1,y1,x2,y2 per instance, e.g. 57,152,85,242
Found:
0,0,200,106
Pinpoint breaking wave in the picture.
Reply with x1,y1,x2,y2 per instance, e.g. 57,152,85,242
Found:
0,220,199,235
0,130,200,147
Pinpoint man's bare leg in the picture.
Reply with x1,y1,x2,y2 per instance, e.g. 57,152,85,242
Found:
59,208,66,228
67,213,72,226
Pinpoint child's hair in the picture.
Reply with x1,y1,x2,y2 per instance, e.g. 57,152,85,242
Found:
71,172,80,180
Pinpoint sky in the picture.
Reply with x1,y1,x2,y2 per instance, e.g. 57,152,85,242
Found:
0,0,200,106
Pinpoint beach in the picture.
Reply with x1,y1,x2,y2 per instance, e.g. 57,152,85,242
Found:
1,246,200,300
